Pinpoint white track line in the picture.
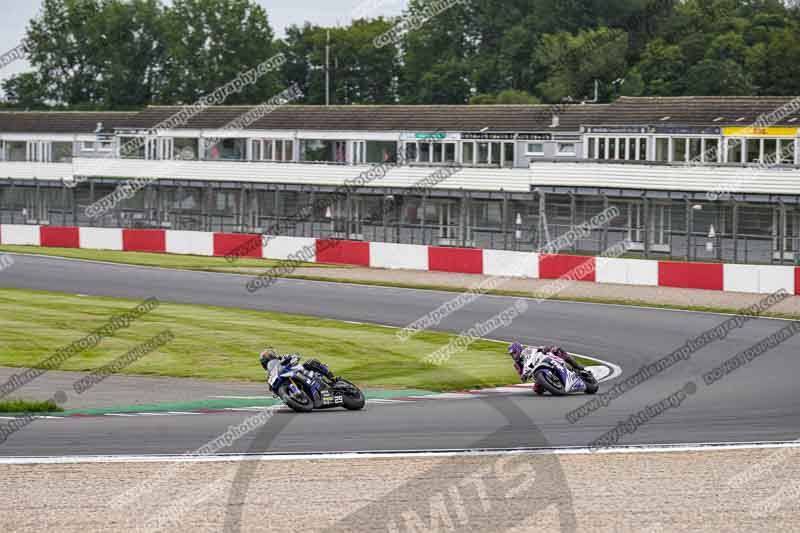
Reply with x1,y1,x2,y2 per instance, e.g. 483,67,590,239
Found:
3,440,800,465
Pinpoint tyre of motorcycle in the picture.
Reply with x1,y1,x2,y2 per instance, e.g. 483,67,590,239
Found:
533,369,567,396
582,372,599,395
335,379,366,410
278,383,314,413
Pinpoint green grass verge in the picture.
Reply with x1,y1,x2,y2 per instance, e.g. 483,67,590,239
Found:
0,288,586,391
0,399,63,413
0,245,342,271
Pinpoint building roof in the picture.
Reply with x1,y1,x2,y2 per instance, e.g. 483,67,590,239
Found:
1,96,800,134
122,104,610,132
590,96,800,128
0,111,140,134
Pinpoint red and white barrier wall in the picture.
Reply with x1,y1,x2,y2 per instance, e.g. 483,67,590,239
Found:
2,224,798,296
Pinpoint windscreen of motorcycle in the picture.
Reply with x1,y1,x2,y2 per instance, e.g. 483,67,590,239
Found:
267,359,281,386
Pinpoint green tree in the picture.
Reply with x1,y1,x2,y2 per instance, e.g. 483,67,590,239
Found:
398,0,473,104
684,59,753,95
534,27,630,103
278,19,399,104
1,73,50,109
158,0,279,104
706,32,748,64
469,89,541,105
749,27,800,95
634,37,686,95
7,0,165,108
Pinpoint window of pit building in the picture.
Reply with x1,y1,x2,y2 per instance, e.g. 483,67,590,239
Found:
300,140,347,163
653,137,722,163
587,137,648,161
730,137,798,165
477,142,490,164
726,138,743,163
704,139,720,163
462,142,474,165
3,141,27,161
366,141,398,163
459,140,513,167
52,142,73,163
173,138,198,161
556,142,577,156
406,141,456,164
526,142,544,156
746,138,761,164
251,139,294,162
119,137,146,159
205,138,246,161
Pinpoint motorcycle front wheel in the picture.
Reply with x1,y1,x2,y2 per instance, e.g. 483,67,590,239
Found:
278,383,314,413
534,369,567,396
335,379,366,410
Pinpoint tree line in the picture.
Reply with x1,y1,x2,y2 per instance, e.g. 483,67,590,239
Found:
3,0,800,109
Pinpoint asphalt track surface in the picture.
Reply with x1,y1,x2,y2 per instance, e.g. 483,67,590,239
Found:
2,253,800,456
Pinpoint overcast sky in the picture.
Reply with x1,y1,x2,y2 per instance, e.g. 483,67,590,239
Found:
0,0,407,87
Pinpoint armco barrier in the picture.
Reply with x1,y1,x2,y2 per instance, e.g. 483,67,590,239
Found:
754,265,794,295
428,246,483,274
5,224,799,297
796,267,800,295
122,229,166,253
316,239,370,266
724,264,795,295
723,264,760,294
659,261,723,291
483,249,538,278
370,242,429,271
166,230,214,256
0,224,40,246
263,236,317,261
40,226,80,248
213,233,261,258
596,257,658,286
539,254,596,282
79,227,123,251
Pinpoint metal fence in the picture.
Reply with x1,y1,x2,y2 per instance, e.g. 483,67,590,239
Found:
1,179,798,265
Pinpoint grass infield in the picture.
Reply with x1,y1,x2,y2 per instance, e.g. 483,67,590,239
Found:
0,245,342,271
0,398,63,413
0,288,591,391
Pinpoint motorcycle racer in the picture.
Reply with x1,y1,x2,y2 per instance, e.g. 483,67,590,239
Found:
259,348,336,380
507,342,589,393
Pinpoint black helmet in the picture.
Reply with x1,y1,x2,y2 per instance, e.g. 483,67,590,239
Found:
259,348,279,370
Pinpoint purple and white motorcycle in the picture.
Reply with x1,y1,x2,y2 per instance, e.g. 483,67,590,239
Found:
525,353,599,396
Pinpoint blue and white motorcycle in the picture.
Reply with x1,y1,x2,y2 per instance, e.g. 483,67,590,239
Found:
524,353,599,396
266,357,365,413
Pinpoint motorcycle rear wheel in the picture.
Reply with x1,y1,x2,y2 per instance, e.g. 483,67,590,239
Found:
534,369,567,396
278,384,314,413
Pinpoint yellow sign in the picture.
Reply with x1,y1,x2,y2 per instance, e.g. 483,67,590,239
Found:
723,127,797,137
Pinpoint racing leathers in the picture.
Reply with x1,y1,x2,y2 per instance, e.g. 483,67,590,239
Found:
266,354,335,381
